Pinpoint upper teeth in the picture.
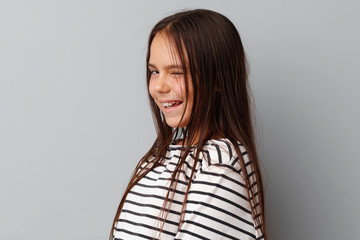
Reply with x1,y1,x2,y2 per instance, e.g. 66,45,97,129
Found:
162,102,179,107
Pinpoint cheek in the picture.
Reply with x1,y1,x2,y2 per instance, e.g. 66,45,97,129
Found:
177,79,187,99
148,80,155,99
179,79,193,104
184,83,194,116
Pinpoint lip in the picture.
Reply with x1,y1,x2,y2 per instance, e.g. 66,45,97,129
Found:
159,99,183,103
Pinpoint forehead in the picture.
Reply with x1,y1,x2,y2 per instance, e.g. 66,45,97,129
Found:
149,33,184,66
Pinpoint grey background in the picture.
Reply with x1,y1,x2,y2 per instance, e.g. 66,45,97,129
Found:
0,0,359,239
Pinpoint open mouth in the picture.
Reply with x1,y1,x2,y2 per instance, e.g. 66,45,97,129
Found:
161,101,183,109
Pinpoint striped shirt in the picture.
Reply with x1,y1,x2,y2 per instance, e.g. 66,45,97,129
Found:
113,139,262,240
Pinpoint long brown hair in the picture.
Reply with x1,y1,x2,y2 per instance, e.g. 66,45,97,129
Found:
110,9,267,239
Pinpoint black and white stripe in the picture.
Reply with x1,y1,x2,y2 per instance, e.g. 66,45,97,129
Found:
113,139,262,240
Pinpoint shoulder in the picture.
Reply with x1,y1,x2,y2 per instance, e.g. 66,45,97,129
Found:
199,138,249,172
166,138,250,182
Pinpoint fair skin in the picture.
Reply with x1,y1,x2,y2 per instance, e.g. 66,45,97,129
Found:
148,33,193,129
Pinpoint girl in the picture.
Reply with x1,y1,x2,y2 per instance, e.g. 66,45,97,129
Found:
110,9,266,240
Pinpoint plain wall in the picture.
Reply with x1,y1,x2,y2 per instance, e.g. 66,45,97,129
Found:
0,0,359,239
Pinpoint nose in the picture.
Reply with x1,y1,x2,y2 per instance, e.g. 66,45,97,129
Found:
153,73,170,93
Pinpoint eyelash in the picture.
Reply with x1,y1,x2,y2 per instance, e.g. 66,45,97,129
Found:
171,72,183,75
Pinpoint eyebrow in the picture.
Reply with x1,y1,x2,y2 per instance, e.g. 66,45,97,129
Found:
148,63,184,70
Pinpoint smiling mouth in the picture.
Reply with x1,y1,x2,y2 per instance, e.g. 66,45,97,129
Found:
161,101,183,108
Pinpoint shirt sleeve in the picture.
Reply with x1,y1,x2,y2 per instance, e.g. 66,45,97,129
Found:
174,164,259,240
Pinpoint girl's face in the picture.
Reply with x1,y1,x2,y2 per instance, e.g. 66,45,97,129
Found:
148,34,193,128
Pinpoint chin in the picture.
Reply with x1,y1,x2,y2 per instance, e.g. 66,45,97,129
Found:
165,119,187,128
166,121,180,128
